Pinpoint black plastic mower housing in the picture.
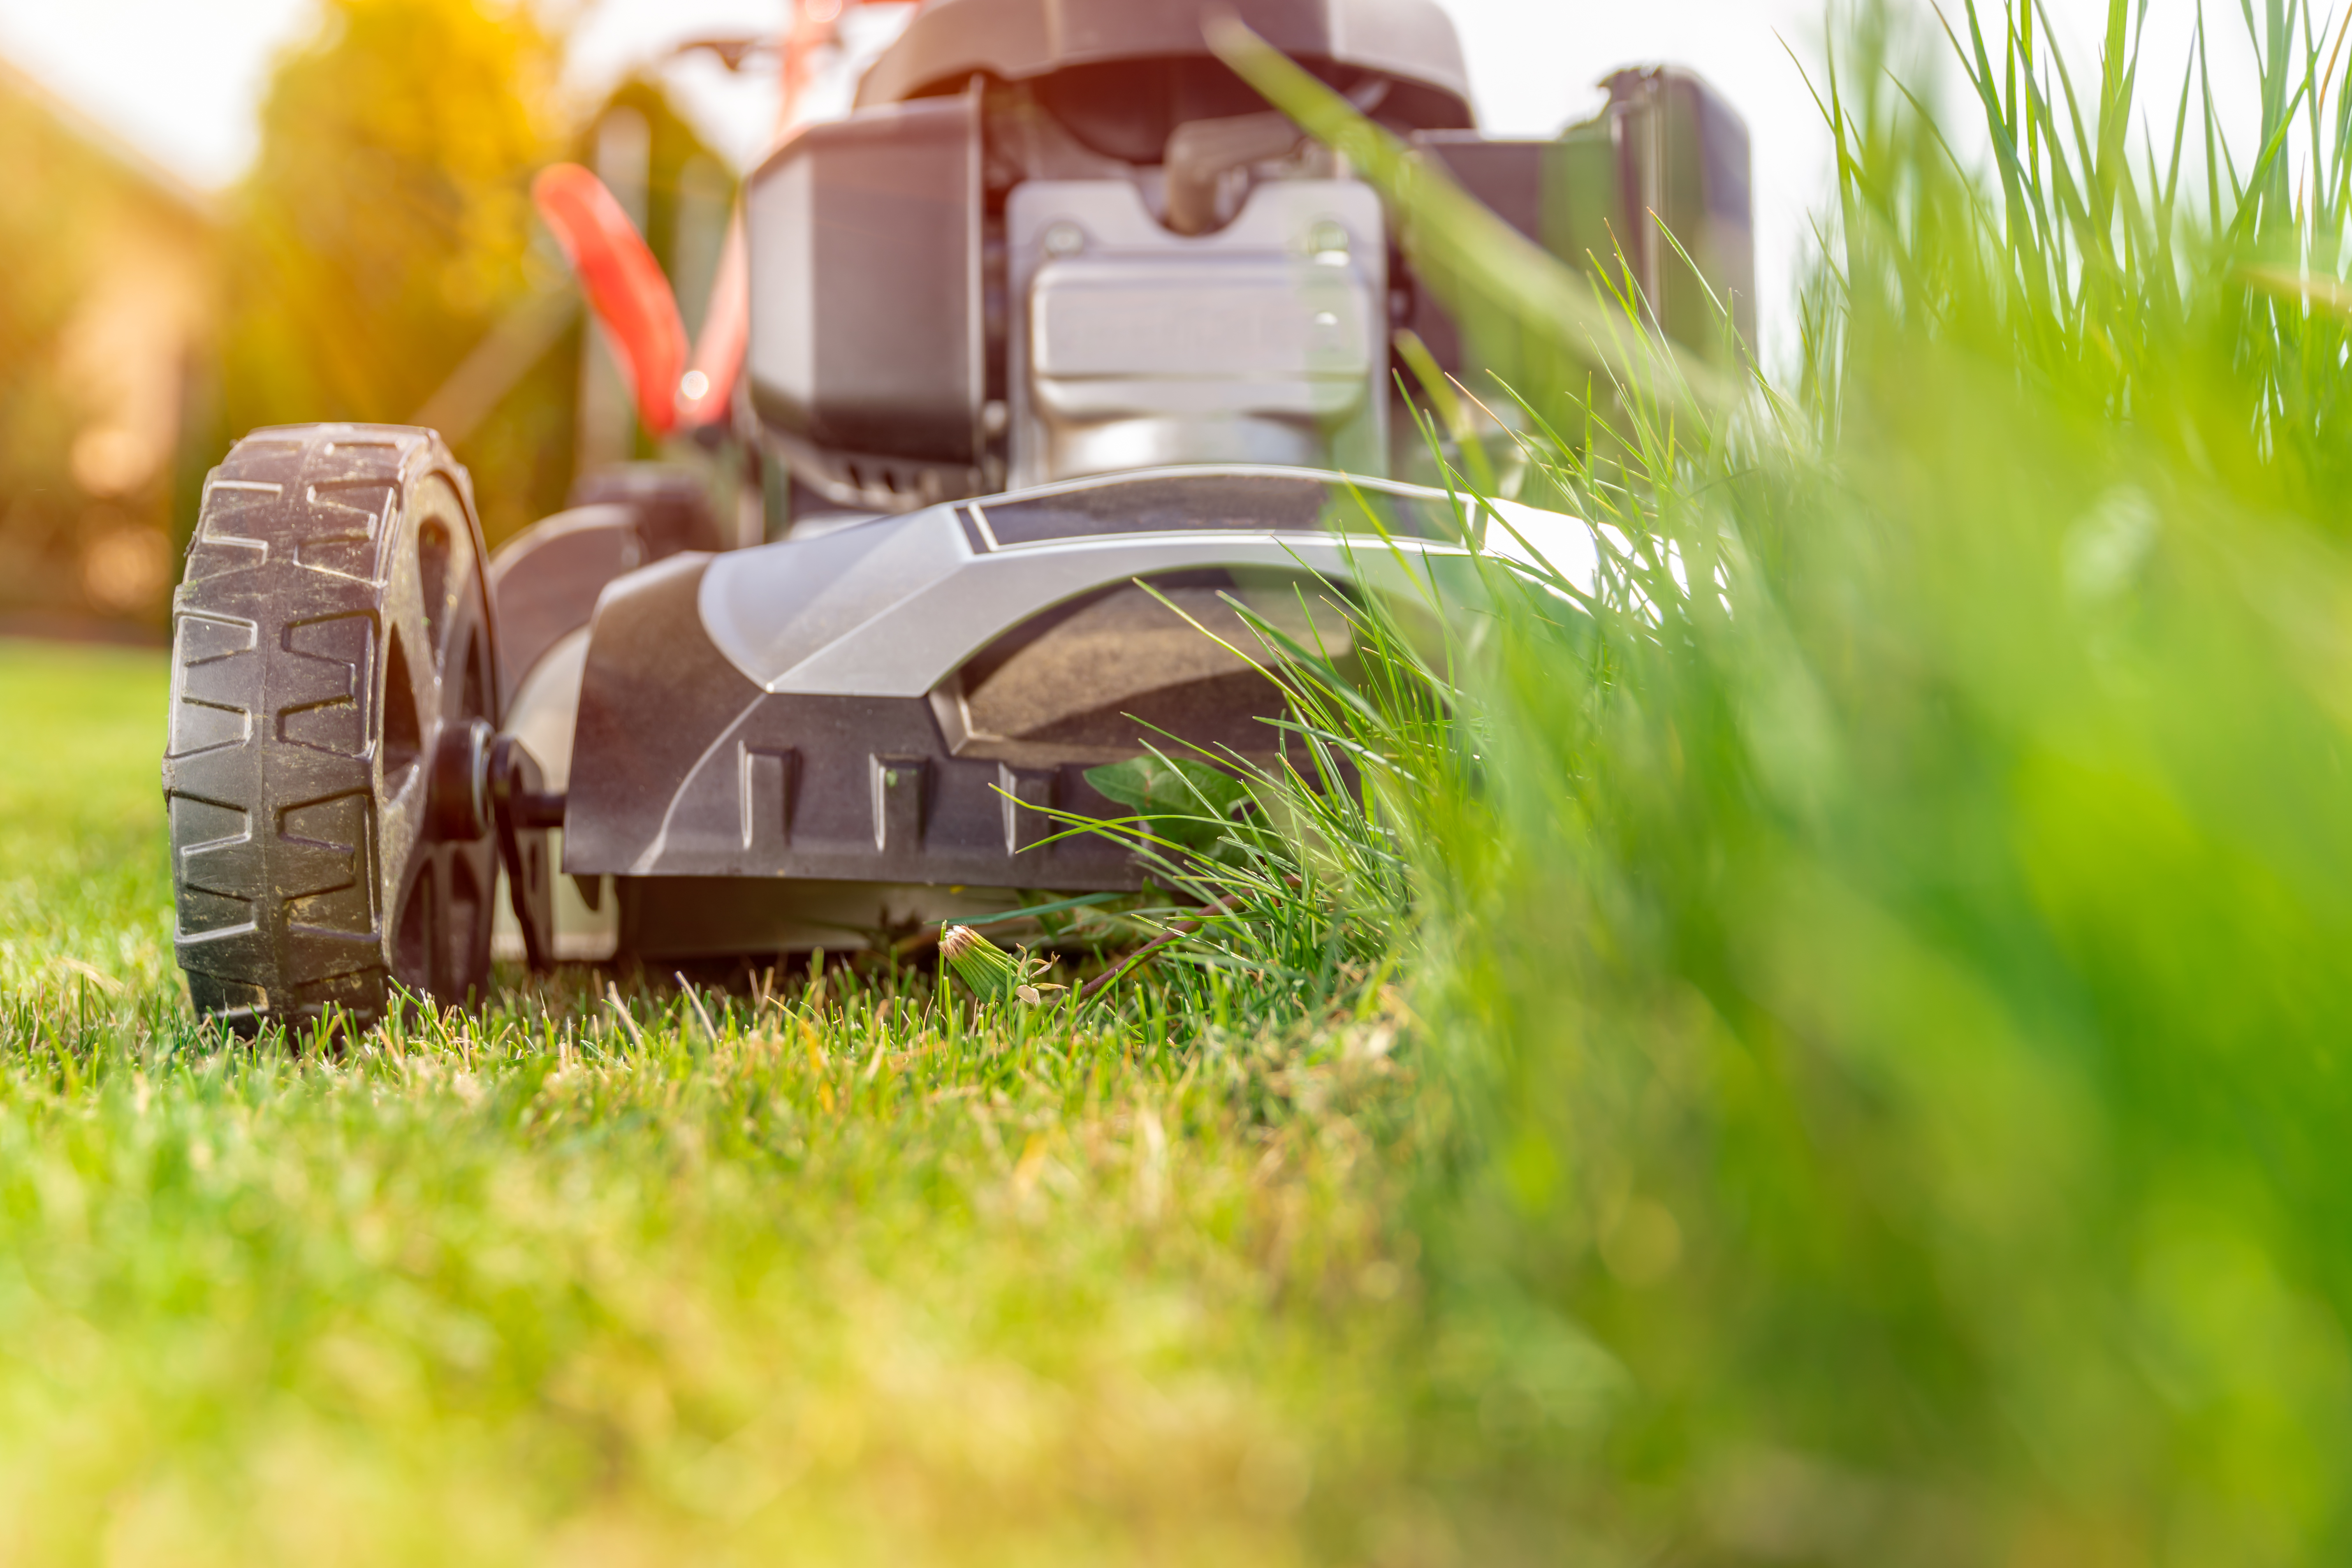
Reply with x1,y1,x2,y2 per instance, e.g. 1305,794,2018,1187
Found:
555,468,1504,906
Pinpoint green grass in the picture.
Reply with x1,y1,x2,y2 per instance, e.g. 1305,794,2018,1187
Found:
1189,2,2352,1559
23,2,2352,1560
0,640,1441,1565
0,641,178,995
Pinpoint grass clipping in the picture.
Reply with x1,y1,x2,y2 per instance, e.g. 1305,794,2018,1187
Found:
939,923,1067,1010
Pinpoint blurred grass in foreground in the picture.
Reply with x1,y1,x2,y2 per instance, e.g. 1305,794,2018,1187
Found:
1199,0,2352,1560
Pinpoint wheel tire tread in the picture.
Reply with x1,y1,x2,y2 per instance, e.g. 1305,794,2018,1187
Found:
165,423,487,1032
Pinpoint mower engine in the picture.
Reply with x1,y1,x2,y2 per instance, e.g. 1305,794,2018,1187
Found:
745,0,1754,511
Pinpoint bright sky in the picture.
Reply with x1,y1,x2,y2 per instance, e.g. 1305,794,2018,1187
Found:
0,0,2276,369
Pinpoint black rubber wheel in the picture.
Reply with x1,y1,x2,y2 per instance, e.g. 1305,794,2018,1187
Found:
163,424,504,1033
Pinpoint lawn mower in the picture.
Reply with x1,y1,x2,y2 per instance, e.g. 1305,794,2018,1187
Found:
161,0,1754,1030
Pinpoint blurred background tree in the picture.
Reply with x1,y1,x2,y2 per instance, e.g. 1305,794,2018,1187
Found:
220,0,575,547
0,58,212,637
0,0,740,629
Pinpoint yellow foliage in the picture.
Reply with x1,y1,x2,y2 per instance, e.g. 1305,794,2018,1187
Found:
0,65,210,626
222,0,573,539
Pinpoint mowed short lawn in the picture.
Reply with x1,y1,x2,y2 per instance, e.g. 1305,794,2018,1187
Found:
0,637,1433,1568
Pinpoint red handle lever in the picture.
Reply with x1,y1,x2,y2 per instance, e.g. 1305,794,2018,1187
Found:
677,213,749,430
532,162,689,436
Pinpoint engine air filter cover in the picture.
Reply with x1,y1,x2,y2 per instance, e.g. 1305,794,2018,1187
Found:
744,88,986,511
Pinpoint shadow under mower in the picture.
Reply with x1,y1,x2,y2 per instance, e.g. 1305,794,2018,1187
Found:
161,0,1754,1032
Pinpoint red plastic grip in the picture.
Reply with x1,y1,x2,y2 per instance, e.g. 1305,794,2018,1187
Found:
532,163,688,436
677,214,748,429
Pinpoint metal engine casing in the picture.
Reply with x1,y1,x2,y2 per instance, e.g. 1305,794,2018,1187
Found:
740,0,1758,515
1006,178,1386,487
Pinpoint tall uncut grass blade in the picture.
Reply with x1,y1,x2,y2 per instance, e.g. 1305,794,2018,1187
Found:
1198,0,2352,1556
